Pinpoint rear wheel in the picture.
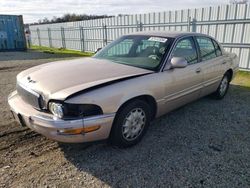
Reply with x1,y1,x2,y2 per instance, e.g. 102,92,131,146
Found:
109,100,151,148
212,73,230,99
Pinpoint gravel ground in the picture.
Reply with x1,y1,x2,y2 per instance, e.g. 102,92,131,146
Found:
0,51,250,188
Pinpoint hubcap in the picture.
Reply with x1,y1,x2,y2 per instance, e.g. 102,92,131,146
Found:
219,76,228,96
122,108,146,141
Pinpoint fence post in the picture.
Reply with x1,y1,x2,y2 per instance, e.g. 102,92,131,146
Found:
191,18,197,32
103,24,108,46
37,28,41,46
139,22,143,31
187,17,191,32
48,28,52,47
61,27,66,49
80,26,85,52
136,21,143,31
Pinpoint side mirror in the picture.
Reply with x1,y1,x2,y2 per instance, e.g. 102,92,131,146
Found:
170,57,187,68
95,47,102,53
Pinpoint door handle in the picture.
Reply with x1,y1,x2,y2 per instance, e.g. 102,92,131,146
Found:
196,68,201,73
222,60,227,64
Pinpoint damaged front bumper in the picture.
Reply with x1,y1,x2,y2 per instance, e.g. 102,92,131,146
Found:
8,91,115,143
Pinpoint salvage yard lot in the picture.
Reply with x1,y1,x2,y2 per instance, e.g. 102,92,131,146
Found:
0,50,250,187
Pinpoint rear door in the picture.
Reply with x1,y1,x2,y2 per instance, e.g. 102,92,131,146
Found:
161,36,203,113
195,36,225,96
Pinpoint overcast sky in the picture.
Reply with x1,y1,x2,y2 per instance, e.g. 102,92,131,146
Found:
0,0,229,23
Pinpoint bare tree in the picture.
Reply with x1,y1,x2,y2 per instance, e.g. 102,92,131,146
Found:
29,14,114,25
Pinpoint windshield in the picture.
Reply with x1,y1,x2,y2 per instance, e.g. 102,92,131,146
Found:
94,35,172,71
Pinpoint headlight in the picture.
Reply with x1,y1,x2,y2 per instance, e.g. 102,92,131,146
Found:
49,102,64,119
48,101,103,119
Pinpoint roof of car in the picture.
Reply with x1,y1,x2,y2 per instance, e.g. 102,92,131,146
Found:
126,31,209,38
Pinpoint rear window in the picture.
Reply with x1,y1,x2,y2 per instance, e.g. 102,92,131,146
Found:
196,37,217,61
212,40,222,57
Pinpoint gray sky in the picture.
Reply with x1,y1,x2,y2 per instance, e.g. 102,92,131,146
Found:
0,0,229,23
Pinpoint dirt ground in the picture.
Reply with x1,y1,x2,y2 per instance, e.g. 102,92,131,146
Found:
0,50,250,188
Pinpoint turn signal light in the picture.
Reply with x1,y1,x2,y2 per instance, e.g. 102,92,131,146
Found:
58,125,100,135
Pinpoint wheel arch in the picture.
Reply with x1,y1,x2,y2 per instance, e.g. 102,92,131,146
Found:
116,95,157,121
108,94,157,140
226,69,233,82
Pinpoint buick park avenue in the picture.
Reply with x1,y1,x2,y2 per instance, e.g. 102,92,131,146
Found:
8,32,239,147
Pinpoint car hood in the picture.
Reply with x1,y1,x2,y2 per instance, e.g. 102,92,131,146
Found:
17,57,153,100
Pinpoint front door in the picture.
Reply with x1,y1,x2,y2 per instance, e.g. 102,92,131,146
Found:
161,36,203,114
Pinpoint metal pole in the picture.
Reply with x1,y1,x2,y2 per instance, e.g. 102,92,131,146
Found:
37,28,41,46
80,26,85,52
187,17,191,32
61,27,66,49
136,21,139,31
48,28,52,48
192,18,197,32
103,24,108,46
139,22,143,31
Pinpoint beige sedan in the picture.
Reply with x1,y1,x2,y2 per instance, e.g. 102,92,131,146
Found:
8,32,239,147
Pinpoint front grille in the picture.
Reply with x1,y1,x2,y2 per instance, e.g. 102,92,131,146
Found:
16,83,42,109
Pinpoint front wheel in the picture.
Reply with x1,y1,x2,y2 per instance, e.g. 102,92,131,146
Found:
212,73,230,99
109,100,151,148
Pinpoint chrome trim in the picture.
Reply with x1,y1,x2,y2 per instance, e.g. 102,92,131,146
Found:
164,83,203,102
17,81,40,98
30,113,116,127
159,76,221,103
157,75,221,103
31,115,83,126
17,81,47,110
203,76,222,87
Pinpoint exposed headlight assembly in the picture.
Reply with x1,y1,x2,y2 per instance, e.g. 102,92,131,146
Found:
48,101,103,119
49,102,64,119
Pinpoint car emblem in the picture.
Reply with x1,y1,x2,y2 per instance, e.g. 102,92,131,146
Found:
27,76,36,83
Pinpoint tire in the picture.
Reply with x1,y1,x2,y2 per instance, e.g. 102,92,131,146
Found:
212,72,230,99
109,100,151,148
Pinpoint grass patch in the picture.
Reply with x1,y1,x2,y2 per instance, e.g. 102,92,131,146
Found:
232,70,250,89
30,45,93,57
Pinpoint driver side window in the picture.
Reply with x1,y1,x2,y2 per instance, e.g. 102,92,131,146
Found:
136,40,160,52
136,40,161,57
172,37,198,64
